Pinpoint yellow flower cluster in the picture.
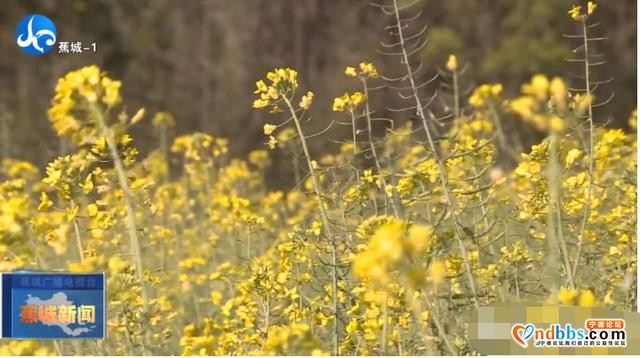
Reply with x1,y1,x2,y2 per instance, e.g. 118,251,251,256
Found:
510,74,570,133
48,65,122,143
569,1,597,21
252,68,299,111
344,62,379,79
332,91,366,112
557,287,598,307
353,219,434,287
171,133,228,161
469,83,503,107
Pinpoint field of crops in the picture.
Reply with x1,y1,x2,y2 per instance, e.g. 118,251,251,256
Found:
0,1,636,355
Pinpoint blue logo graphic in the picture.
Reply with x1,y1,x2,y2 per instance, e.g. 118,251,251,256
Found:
15,14,57,55
1,272,106,339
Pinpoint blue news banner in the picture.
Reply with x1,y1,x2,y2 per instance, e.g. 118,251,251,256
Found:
1,272,105,339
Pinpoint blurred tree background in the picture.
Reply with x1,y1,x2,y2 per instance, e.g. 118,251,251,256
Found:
0,0,635,187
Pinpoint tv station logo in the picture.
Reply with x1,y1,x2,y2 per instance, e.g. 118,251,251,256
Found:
15,14,98,56
1,272,105,339
15,14,56,55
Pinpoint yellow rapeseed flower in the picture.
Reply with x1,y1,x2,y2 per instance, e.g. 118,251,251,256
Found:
253,98,269,109
299,91,314,110
446,54,458,71
579,290,598,307
558,287,578,305
152,111,175,129
48,65,123,143
37,192,53,212
514,161,541,178
252,68,300,112
549,116,565,133
332,97,346,112
369,221,404,261
332,92,365,112
263,123,277,136
311,220,322,236
254,80,268,94
87,203,99,217
550,77,568,108
350,91,365,106
469,84,502,107
344,66,357,77
521,74,549,100
359,62,379,79
407,224,432,253
629,109,637,129
268,135,278,149
429,259,446,285
565,148,582,167
211,291,223,305
568,5,582,20
130,108,146,125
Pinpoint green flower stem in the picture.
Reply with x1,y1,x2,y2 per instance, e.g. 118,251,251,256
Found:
360,78,402,217
91,105,152,354
72,218,85,262
548,133,575,288
573,17,595,283
282,96,340,355
392,0,478,308
381,291,389,355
